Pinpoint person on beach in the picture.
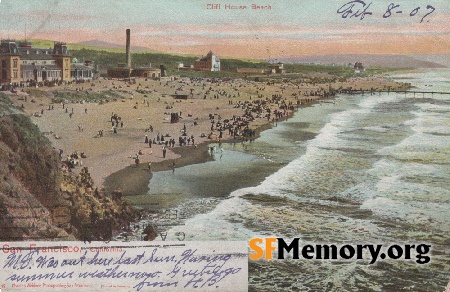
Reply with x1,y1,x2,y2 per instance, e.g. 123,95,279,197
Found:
162,146,166,158
172,161,175,174
148,162,152,172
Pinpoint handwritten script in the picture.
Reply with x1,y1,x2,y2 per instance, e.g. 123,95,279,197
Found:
337,1,436,22
0,242,247,291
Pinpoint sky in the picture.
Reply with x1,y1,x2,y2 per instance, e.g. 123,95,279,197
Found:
0,0,449,58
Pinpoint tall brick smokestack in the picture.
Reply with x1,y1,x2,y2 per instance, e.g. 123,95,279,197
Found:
126,29,131,68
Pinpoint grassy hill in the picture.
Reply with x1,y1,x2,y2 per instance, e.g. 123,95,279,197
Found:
23,39,131,53
23,39,374,79
70,48,363,79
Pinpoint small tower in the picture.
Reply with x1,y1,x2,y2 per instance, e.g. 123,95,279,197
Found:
52,42,71,82
0,40,22,85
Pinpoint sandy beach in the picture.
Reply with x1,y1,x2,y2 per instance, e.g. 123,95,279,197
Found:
5,75,409,196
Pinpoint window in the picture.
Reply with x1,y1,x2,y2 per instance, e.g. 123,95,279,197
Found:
13,70,18,78
13,59,18,68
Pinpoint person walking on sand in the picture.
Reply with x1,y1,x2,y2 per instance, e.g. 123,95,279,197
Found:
148,162,152,172
162,146,167,158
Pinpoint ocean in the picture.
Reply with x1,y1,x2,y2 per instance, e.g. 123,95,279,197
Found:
135,69,450,291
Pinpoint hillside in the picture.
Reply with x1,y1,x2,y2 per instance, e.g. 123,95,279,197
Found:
70,48,367,79
273,54,447,68
0,93,135,241
20,39,447,70
23,39,376,78
18,39,139,54
71,48,271,77
77,39,152,51
410,54,450,68
0,94,68,240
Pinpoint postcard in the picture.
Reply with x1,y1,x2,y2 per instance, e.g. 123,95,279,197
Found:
0,0,449,291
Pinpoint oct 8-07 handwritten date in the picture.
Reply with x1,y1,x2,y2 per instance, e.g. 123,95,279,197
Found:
337,1,436,22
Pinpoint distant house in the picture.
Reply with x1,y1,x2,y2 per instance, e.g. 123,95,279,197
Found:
175,62,193,70
236,63,286,75
107,63,161,79
194,51,220,72
133,67,162,79
354,62,364,74
267,63,285,74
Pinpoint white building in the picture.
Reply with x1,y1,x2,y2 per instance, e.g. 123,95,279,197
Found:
194,51,220,72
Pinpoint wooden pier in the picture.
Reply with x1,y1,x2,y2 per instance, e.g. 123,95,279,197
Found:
342,90,450,97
